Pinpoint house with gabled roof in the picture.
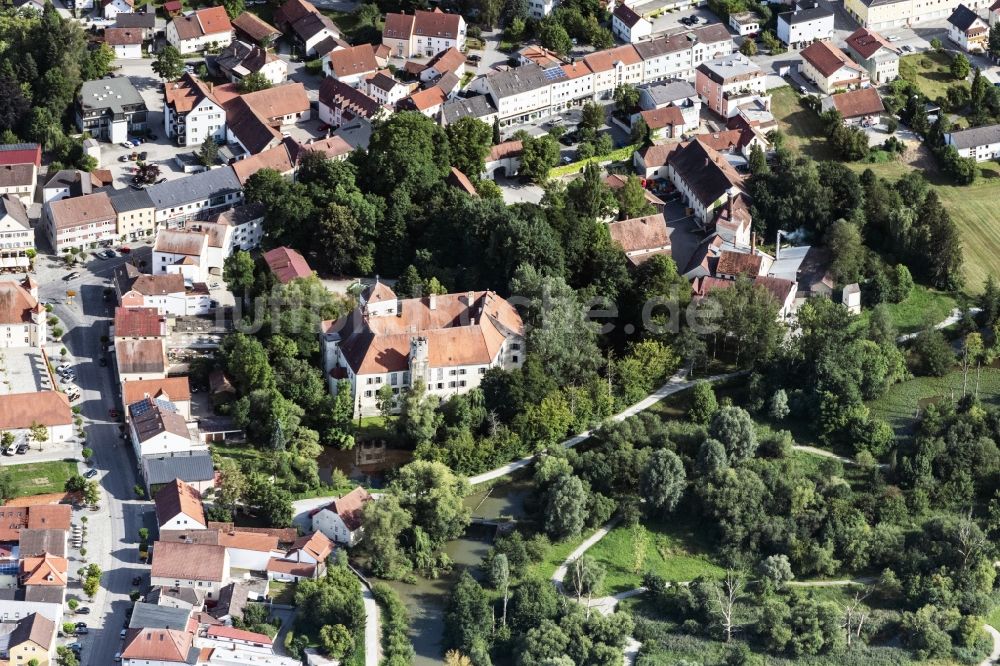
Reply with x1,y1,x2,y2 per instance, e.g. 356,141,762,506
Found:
844,27,899,83
322,283,525,416
0,196,31,269
323,43,379,88
607,214,672,266
121,627,200,665
820,87,885,125
166,6,233,54
150,542,229,599
948,3,989,51
164,73,228,147
799,40,869,94
114,264,211,317
155,479,207,531
3,612,55,666
382,9,466,58
612,4,652,43
310,487,372,545
318,77,391,128
667,138,746,224
274,0,344,56
232,11,281,45
217,40,287,87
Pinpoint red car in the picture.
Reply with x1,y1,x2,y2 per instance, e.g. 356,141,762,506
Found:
118,247,131,254
108,408,119,418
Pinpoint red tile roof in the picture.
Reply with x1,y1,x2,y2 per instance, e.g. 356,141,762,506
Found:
114,306,165,338
263,246,312,283
827,87,885,119
800,40,864,78
154,480,206,528
266,558,316,577
123,377,192,405
0,392,72,432
844,27,894,59
318,487,371,531
290,531,333,561
206,625,273,646
26,505,71,531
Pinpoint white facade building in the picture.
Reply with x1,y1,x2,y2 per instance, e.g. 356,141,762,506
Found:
777,3,835,47
946,123,1000,161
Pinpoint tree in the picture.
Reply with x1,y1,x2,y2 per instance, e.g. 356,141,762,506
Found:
617,174,655,219
567,555,605,608
445,652,473,666
363,494,412,578
446,117,493,178
580,101,604,132
29,422,47,451
951,52,971,80
152,45,185,80
769,389,790,420
444,571,492,656
490,553,511,627
688,380,718,424
931,37,943,51
544,473,588,539
612,84,640,115
134,162,160,185
991,23,1000,58
390,461,471,547
492,117,502,145
222,0,245,17
398,380,440,448
56,646,79,666
83,480,100,507
740,38,757,56
757,554,794,589
519,134,559,182
222,333,274,394
709,406,758,464
223,250,255,295
319,624,353,659
539,20,572,54
696,438,728,475
912,329,954,377
197,138,219,167
65,475,85,492
707,570,745,642
629,117,651,145
640,449,686,515
825,220,864,285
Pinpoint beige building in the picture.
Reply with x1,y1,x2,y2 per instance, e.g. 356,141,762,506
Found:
43,191,117,252
845,0,989,30
0,277,45,348
382,9,466,59
322,283,525,416
844,27,900,83
108,187,156,241
799,41,869,94
150,541,230,598
0,613,56,666
0,196,33,271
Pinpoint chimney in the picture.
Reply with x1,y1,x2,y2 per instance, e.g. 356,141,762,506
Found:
208,81,213,93
751,232,756,254
429,293,437,310
726,191,733,219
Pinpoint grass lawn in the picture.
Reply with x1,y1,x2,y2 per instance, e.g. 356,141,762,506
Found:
5,461,78,498
586,519,725,594
899,51,967,103
846,155,1000,292
770,86,834,161
268,580,297,605
526,536,584,583
854,285,958,335
211,440,267,466
870,367,1000,434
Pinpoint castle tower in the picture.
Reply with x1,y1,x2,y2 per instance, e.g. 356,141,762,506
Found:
409,336,429,387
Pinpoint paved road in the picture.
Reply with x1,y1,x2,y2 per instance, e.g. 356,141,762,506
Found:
361,584,380,666
36,249,150,666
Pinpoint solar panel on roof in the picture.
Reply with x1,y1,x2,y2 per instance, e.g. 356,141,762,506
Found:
543,67,566,80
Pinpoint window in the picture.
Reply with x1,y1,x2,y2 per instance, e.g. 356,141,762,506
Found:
364,390,372,398
512,356,519,363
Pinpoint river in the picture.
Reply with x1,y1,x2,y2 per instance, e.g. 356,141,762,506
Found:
385,475,534,665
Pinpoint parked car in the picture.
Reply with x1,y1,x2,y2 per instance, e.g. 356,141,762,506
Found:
118,155,130,163
99,357,108,367
129,137,144,146
75,608,90,615
466,53,482,62
120,629,127,639
84,468,98,479
63,272,80,281
119,246,132,253
56,364,72,372
138,151,147,160
131,575,143,585
120,142,132,149
75,627,88,635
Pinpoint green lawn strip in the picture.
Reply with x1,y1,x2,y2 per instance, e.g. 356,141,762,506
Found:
550,144,638,179
210,440,268,466
527,537,582,582
586,518,725,594
770,86,835,161
853,285,958,335
899,51,966,103
268,580,297,605
870,367,1000,434
5,461,77,497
